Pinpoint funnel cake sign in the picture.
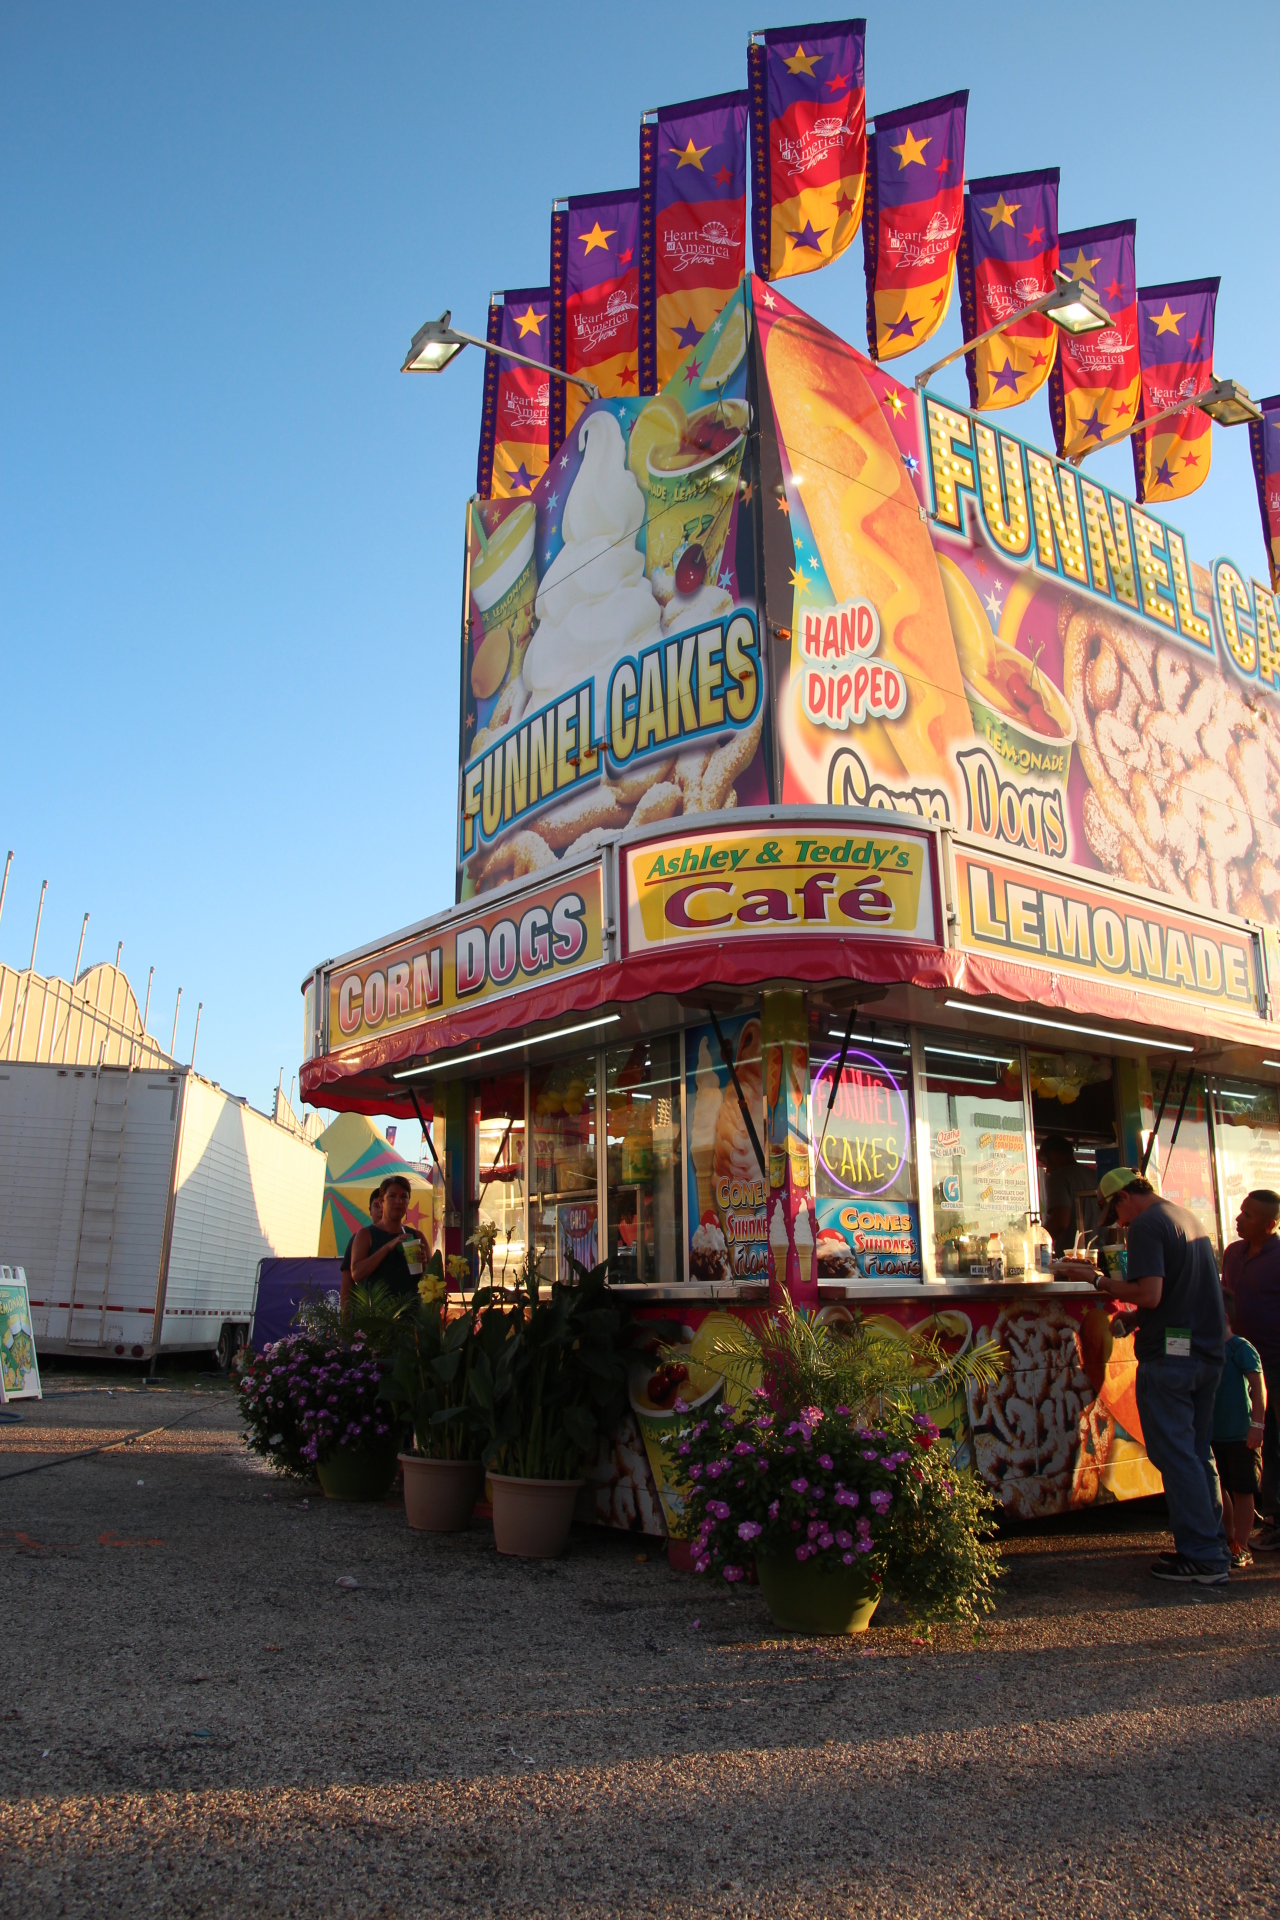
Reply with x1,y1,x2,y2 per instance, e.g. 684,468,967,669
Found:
624,822,937,954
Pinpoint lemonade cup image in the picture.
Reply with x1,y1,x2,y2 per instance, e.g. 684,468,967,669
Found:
645,398,751,581
629,1354,724,1540
937,551,1077,789
470,501,537,702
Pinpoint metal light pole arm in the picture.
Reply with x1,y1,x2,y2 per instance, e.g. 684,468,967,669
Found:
453,329,600,401
1072,393,1207,465
913,292,1056,393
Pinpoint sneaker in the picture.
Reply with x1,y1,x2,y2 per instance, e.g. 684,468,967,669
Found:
1150,1554,1229,1585
1231,1548,1253,1570
1250,1525,1280,1552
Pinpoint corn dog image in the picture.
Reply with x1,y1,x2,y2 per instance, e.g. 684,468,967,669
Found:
763,309,970,807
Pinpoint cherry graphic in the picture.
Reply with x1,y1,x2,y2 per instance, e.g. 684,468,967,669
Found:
675,544,707,595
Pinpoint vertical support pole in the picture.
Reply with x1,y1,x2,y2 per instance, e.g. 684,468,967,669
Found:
444,1077,466,1260
190,1002,203,1072
170,988,183,1060
761,988,816,1309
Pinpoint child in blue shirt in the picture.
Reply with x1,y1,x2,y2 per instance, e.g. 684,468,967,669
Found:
1213,1332,1267,1568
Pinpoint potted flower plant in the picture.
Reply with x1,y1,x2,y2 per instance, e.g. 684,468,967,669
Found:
380,1253,503,1531
467,1253,632,1557
237,1331,400,1501
673,1302,1004,1634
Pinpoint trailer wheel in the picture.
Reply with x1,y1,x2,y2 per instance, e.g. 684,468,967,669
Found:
215,1323,238,1373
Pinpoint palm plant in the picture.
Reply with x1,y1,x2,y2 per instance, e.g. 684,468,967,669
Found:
466,1252,634,1480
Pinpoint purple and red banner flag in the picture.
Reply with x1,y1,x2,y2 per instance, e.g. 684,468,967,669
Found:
476,288,551,500
748,20,866,282
549,189,640,451
1251,395,1280,591
862,91,967,362
639,90,749,393
1132,277,1218,504
958,168,1059,411
1047,220,1139,460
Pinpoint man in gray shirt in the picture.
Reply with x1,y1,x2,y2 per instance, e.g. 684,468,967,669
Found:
1094,1169,1228,1583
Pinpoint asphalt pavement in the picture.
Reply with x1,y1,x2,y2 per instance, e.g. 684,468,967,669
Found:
2,1376,1277,1917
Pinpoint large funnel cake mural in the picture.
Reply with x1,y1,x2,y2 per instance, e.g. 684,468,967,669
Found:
459,282,767,897
458,275,1280,939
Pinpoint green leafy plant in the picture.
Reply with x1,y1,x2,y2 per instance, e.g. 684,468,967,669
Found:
671,1301,1005,1626
466,1253,633,1480
380,1263,509,1462
298,1276,416,1356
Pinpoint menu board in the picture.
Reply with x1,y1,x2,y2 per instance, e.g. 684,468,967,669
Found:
809,1038,921,1280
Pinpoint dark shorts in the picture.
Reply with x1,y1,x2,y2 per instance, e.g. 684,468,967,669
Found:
1213,1439,1262,1496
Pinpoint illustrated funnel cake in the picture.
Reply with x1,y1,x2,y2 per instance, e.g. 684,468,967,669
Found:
469,404,765,891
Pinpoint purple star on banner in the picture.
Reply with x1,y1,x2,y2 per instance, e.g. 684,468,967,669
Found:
901,452,919,474
1081,408,1105,442
990,358,1023,396
505,463,534,491
683,359,702,386
1154,459,1174,488
786,220,827,252
888,312,918,340
673,318,704,349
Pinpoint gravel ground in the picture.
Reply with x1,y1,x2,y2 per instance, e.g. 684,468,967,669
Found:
2,1380,1278,1918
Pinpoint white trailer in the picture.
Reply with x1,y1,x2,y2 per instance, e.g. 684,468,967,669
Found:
0,1060,324,1365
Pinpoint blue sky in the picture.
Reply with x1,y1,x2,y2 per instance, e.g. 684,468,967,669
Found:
3,0,1277,1153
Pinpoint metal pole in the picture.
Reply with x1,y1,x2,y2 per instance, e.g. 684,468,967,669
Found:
60,912,91,1065
190,1002,203,1072
28,881,47,972
12,881,48,1060
0,852,12,935
170,987,183,1059
72,912,89,985
115,941,123,972
438,327,600,400
1074,392,1213,465
141,965,154,1034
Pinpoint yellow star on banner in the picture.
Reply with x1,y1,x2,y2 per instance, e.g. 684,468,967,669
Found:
513,306,544,338
783,44,820,76
579,222,616,254
890,127,930,169
982,195,1021,230
1151,301,1186,335
670,136,711,170
1063,246,1101,283
789,564,810,593
884,390,906,418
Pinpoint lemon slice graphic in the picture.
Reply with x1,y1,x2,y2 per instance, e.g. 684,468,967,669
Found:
627,394,687,482
700,302,748,390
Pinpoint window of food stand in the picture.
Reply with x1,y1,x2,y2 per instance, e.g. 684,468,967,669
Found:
921,1034,1034,1279
530,1052,599,1283
1150,1068,1220,1253
809,1024,919,1283
1211,1079,1280,1247
468,1072,527,1285
603,1036,684,1286
1027,1050,1115,1254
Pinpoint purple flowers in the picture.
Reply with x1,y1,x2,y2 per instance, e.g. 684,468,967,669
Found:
791,1477,809,1493
818,1453,834,1471
723,1564,744,1582
737,1520,762,1541
706,1499,731,1521
834,1488,859,1508
869,1489,893,1513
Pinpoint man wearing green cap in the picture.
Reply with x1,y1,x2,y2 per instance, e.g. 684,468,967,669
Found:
1094,1169,1230,1584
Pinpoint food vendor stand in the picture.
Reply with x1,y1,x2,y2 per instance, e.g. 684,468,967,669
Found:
301,277,1280,1541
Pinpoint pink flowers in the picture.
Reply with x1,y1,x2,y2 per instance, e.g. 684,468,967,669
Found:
834,1488,859,1508
706,1499,731,1521
869,1489,892,1513
767,1500,780,1520
737,1520,762,1542
723,1564,745,1583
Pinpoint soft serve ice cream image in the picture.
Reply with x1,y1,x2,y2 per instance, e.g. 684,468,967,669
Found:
521,411,664,721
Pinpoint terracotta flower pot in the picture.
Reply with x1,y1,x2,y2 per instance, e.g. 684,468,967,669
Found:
755,1550,880,1635
400,1454,484,1532
489,1474,584,1558
316,1444,399,1503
